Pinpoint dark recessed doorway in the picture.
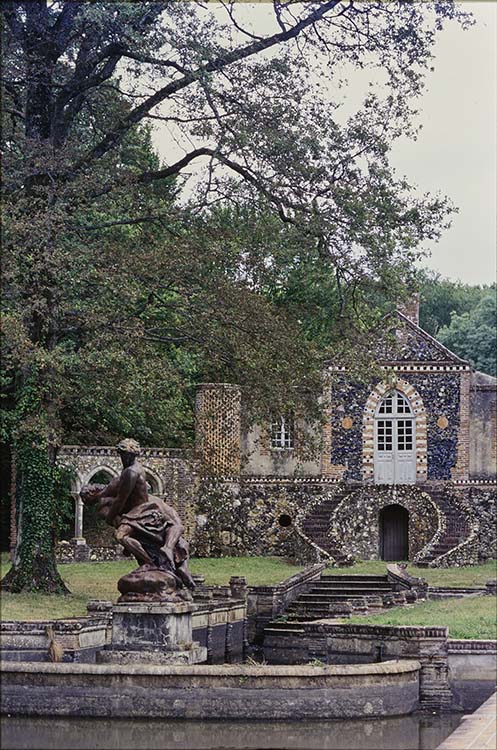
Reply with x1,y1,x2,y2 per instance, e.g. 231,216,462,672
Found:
380,504,409,561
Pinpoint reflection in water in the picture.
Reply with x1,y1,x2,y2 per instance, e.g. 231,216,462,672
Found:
1,714,461,750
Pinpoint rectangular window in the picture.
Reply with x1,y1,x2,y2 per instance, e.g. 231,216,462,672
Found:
377,419,393,451
271,416,294,449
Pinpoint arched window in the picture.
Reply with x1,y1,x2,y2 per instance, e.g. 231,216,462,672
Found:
374,391,415,484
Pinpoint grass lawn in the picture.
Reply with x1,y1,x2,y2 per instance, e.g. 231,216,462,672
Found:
0,555,304,621
323,559,497,588
346,595,497,640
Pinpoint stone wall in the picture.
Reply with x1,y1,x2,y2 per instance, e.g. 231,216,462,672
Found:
192,479,339,558
327,372,463,482
241,421,322,477
57,446,199,540
0,660,421,720
263,621,452,711
470,374,497,479
328,485,439,561
460,485,497,561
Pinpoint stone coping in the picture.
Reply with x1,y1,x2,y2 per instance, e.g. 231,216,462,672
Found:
437,691,496,749
1,658,420,678
249,563,326,593
292,621,449,638
448,639,497,653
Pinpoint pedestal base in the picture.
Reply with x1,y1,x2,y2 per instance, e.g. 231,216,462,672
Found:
97,601,207,665
97,644,206,665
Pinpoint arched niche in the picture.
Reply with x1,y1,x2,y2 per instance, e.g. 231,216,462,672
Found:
81,466,118,547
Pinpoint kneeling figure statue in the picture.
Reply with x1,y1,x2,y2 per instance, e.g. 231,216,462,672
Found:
80,439,195,603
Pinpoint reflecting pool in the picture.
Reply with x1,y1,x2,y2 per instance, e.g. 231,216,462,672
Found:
1,713,461,750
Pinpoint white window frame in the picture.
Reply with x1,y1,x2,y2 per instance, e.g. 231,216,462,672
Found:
270,415,294,450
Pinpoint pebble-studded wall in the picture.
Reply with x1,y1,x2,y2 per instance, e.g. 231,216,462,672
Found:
465,487,497,560
327,485,439,561
329,376,369,481
407,373,460,480
329,372,461,481
192,480,338,558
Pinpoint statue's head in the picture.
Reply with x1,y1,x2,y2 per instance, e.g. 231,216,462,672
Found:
116,438,141,456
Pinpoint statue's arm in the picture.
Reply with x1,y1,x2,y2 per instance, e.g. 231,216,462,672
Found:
106,469,137,524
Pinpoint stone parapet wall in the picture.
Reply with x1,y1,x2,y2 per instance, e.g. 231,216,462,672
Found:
0,660,421,720
263,621,452,711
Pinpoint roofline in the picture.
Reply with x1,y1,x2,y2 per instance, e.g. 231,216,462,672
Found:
387,310,470,365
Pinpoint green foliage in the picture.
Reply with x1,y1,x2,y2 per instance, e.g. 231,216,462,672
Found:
437,295,497,376
417,270,495,336
347,595,497,640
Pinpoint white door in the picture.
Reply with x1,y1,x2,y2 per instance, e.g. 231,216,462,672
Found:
374,392,416,484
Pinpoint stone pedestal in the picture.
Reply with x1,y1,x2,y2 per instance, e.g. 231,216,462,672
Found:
97,602,207,665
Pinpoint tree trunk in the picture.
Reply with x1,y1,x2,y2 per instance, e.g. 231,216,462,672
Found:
1,438,70,594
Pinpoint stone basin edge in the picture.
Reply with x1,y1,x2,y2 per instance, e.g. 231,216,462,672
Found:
0,658,420,677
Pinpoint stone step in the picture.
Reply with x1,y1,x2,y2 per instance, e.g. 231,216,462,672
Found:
320,575,389,582
297,592,391,602
309,587,391,596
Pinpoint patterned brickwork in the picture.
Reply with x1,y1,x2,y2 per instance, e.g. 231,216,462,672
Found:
452,370,471,480
362,379,428,482
320,373,346,478
195,383,241,476
397,294,420,325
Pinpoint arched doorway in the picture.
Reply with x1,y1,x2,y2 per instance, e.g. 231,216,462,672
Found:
83,468,116,546
380,504,409,561
374,390,416,484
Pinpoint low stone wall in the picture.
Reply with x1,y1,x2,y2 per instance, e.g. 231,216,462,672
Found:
0,596,247,666
0,610,112,663
0,659,421,720
448,639,497,712
246,563,327,645
192,600,247,664
264,621,453,711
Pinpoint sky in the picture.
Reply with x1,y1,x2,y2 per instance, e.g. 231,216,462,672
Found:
151,1,496,286
388,1,496,286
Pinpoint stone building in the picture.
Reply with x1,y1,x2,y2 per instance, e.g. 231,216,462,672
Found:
193,296,496,567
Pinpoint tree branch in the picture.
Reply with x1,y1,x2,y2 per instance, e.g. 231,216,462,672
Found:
75,0,342,170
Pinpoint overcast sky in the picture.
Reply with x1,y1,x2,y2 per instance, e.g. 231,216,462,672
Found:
389,1,496,286
151,2,496,286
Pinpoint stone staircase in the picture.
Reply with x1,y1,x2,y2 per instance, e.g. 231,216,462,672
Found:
414,487,473,567
300,488,351,561
284,573,397,621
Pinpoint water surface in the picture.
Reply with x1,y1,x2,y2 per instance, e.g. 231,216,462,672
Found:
1,714,461,750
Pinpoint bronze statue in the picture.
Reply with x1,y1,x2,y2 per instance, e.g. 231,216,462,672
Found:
80,439,195,602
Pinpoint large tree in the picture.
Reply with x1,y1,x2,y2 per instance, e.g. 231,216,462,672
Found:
1,1,468,591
